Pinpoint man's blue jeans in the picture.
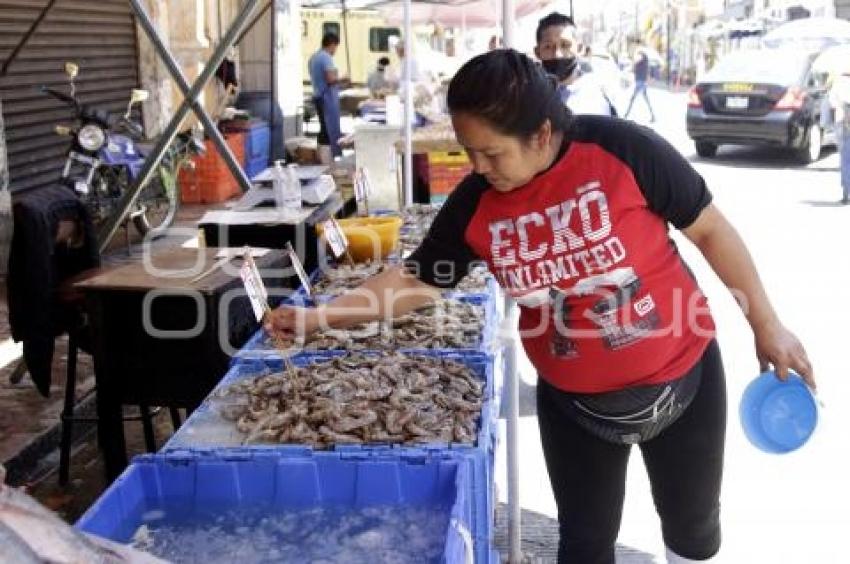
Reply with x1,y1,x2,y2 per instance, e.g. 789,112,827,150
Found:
625,80,656,121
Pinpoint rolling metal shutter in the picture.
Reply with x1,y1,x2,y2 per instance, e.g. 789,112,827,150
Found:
0,0,140,193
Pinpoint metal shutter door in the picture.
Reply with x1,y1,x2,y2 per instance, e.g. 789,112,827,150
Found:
0,0,140,193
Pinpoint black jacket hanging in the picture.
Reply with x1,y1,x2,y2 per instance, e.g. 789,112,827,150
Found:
7,185,100,397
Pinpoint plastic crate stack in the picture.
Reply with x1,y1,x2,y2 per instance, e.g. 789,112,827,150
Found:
425,151,473,205
179,132,246,204
76,204,505,563
221,119,271,179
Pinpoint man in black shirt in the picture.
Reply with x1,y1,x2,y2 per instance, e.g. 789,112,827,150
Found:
624,44,656,122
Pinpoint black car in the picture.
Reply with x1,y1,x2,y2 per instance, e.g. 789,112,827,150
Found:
687,48,836,163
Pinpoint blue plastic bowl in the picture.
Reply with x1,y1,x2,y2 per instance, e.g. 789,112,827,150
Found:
739,371,818,454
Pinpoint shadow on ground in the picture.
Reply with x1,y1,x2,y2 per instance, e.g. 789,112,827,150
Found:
686,145,839,171
494,504,659,563
800,199,850,208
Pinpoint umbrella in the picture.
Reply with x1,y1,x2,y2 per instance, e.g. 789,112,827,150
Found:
762,17,850,50
378,0,551,28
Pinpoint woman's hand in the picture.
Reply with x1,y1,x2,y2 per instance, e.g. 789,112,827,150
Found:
753,318,815,389
263,305,319,345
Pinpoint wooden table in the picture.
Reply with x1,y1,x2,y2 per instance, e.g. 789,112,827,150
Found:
76,248,288,480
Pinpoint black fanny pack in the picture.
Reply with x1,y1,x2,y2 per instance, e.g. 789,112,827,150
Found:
555,364,703,445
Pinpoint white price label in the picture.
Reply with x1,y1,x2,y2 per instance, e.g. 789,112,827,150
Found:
322,218,349,259
354,170,366,203
286,242,312,297
354,168,372,217
239,251,269,322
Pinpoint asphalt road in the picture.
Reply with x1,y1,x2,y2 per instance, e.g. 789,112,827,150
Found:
494,87,850,563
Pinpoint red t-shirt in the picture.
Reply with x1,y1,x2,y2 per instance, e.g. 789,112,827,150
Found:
407,116,715,393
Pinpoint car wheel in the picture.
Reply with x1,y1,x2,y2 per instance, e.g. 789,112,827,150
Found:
695,141,718,158
795,125,822,164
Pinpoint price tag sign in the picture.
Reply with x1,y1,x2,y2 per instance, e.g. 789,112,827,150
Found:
361,167,374,197
321,218,349,259
354,168,373,216
285,242,312,297
239,250,269,321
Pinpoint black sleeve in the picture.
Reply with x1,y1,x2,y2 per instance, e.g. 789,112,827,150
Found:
403,174,488,288
575,116,712,229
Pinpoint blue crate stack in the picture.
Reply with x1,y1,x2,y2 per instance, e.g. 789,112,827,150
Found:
161,351,499,563
222,119,271,179
79,250,505,563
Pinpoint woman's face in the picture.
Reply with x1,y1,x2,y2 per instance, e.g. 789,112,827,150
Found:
452,112,550,192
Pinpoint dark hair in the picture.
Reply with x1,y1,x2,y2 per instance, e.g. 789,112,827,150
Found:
378,56,390,67
447,49,572,139
321,32,340,48
536,12,575,44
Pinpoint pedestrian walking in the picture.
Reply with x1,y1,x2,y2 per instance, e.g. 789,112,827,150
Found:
266,50,814,564
308,32,348,161
624,44,657,122
829,68,850,204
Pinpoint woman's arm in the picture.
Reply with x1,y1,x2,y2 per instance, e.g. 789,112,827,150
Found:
264,265,441,341
683,204,815,387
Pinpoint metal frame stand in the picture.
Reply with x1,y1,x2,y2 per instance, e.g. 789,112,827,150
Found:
98,0,264,251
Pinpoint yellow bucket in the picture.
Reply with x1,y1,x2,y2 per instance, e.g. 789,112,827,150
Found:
316,216,403,262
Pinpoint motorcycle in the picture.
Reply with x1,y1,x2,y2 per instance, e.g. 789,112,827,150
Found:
43,62,204,239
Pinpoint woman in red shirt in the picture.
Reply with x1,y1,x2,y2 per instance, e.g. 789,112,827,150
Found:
267,50,814,564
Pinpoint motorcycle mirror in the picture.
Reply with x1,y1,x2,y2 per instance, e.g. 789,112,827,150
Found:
54,125,72,136
125,89,149,120
64,62,79,79
130,89,149,105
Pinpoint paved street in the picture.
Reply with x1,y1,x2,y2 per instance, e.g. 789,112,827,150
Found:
495,87,850,563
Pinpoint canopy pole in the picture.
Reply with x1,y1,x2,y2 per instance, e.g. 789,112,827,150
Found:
503,0,515,48
403,0,413,208
500,0,521,560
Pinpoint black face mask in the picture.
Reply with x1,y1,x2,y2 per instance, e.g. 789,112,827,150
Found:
542,57,577,82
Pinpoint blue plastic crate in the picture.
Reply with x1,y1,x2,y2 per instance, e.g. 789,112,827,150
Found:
297,264,500,304
76,451,479,564
235,121,270,162
168,352,495,451
245,156,269,179
163,351,498,561
238,294,499,359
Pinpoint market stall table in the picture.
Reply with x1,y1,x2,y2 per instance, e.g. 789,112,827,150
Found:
75,248,288,480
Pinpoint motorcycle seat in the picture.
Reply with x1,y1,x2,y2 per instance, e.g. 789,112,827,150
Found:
135,142,155,158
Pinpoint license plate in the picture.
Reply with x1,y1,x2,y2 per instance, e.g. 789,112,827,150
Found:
722,82,754,93
726,96,749,109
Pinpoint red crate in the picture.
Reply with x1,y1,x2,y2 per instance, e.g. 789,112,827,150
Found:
180,133,246,204
425,151,472,199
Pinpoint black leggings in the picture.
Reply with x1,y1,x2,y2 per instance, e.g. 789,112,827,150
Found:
537,340,726,563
